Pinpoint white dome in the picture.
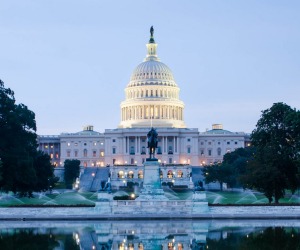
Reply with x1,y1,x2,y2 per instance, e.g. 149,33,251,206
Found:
130,60,175,83
119,28,186,129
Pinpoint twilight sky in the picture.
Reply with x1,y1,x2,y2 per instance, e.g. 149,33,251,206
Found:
1,1,300,135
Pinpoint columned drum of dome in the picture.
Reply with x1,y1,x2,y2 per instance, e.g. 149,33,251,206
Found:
119,27,186,128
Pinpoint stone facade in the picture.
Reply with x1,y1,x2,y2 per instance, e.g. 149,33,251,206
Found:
38,30,251,169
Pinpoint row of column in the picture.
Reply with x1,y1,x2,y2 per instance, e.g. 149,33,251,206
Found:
123,136,180,154
126,88,178,99
121,105,183,121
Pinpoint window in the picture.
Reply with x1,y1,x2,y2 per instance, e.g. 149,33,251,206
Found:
235,141,238,145
55,153,59,159
131,158,134,164
138,170,143,179
75,151,78,157
130,146,135,154
112,147,116,154
169,158,172,164
67,143,71,147
141,146,146,154
208,149,212,156
128,171,134,178
187,147,191,154
45,145,48,149
168,146,173,154
217,148,221,156
67,151,70,157
200,149,204,155
227,142,230,145
118,171,124,178
50,153,53,159
74,143,78,146
84,143,87,146
177,170,183,178
200,142,204,145
93,142,97,146
113,159,116,165
50,145,54,149
83,149,87,157
112,139,116,143
187,138,191,142
93,150,96,157
218,142,221,145
208,142,211,145
100,151,104,157
167,170,174,178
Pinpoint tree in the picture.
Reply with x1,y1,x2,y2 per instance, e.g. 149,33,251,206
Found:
0,79,55,196
222,147,255,188
64,159,80,189
241,103,300,203
202,163,233,191
202,147,255,191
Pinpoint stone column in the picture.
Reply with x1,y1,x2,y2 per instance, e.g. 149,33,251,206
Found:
123,137,126,154
135,136,137,153
173,136,176,153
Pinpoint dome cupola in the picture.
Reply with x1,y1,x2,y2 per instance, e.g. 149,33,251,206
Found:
119,27,186,129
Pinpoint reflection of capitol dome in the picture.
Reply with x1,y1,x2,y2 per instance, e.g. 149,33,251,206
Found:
119,28,186,128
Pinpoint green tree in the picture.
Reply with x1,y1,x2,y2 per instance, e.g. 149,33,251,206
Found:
202,163,233,191
241,103,300,203
222,147,255,188
64,159,80,189
0,79,54,196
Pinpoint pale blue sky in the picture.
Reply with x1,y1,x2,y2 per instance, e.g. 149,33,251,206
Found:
1,1,300,134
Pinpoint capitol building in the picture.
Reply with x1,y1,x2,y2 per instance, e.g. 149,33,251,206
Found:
38,28,250,172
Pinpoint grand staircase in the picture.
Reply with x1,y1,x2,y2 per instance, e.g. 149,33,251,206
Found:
79,167,110,192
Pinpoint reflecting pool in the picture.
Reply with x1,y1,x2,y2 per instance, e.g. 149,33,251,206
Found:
0,220,300,249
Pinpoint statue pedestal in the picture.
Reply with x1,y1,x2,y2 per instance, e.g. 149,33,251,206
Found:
136,159,168,201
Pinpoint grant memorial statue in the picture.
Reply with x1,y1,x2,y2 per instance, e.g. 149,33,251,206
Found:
147,127,158,160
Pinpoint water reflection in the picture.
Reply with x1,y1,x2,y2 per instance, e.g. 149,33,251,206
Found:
0,221,299,249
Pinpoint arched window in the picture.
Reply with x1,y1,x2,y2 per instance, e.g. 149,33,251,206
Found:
128,171,134,179
177,170,183,178
146,90,148,97
138,170,143,179
167,170,174,179
118,171,124,178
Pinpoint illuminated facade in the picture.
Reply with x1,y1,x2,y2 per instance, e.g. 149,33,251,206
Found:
38,29,250,168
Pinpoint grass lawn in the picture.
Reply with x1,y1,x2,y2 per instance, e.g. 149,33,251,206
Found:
0,189,299,206
0,191,96,207
205,190,300,204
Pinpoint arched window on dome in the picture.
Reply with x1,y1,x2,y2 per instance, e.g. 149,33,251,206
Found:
150,90,153,97
155,90,158,97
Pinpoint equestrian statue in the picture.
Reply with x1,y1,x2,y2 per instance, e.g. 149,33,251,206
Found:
147,127,158,159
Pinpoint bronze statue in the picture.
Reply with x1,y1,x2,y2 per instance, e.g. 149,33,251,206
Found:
147,127,158,159
150,26,154,37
